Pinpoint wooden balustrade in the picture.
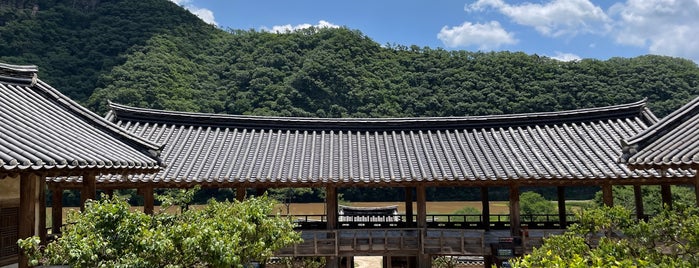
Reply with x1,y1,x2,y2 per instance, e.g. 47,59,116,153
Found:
276,228,485,257
289,213,578,230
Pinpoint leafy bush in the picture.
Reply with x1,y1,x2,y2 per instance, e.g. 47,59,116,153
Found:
453,206,482,222
18,194,302,267
511,204,699,267
519,191,557,222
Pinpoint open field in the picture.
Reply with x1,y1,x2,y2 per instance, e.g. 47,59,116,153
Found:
276,201,511,215
48,200,592,226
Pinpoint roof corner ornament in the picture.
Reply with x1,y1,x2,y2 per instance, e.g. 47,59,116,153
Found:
148,149,160,158
147,148,167,168
30,72,38,86
619,139,638,163
0,63,39,86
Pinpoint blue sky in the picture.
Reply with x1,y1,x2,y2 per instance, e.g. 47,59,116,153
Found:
170,0,699,63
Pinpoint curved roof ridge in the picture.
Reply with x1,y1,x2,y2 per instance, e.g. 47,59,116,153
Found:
0,62,166,173
624,96,699,146
621,95,699,167
109,99,651,130
37,81,164,155
0,63,38,86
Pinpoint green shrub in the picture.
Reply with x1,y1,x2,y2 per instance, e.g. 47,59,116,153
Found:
19,194,302,267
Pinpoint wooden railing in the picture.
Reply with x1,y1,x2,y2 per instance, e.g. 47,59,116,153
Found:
338,229,421,254
276,228,485,257
291,213,578,230
276,230,338,256
423,229,485,255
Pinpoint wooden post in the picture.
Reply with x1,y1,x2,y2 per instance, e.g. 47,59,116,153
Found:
602,183,613,207
19,173,37,268
405,187,414,227
81,172,97,209
416,185,430,268
633,185,644,220
557,186,566,228
51,186,63,234
141,187,154,215
695,174,699,207
509,185,521,237
416,185,427,229
326,186,338,230
38,176,46,243
660,184,672,210
236,187,246,201
255,187,267,197
325,186,339,268
481,187,490,230
481,186,491,268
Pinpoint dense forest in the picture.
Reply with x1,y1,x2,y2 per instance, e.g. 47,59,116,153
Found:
2,0,699,203
2,0,699,118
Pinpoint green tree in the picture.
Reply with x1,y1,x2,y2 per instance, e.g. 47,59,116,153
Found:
520,191,556,215
593,185,697,215
268,187,313,214
511,204,699,267
519,191,556,221
19,194,302,267
453,206,481,222
156,185,201,213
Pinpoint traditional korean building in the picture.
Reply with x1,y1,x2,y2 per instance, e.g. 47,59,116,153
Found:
0,63,164,268
3,60,697,267
621,96,699,209
83,99,697,267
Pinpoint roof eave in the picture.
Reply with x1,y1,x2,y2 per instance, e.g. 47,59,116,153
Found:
34,81,166,159
108,99,650,131
625,96,699,146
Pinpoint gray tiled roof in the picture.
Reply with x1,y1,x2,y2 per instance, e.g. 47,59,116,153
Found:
94,99,692,187
621,96,699,169
0,63,164,174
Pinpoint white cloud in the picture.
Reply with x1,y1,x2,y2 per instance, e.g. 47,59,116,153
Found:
609,0,699,61
437,21,518,50
262,20,340,33
169,0,217,25
549,52,582,61
467,0,611,37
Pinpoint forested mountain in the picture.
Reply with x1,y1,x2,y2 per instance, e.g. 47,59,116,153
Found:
88,27,699,118
2,0,698,119
0,0,215,100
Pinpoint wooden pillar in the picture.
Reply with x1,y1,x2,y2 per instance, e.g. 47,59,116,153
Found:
660,184,672,210
38,176,46,243
141,187,154,215
19,173,37,268
557,186,566,228
509,185,521,236
481,187,490,230
80,172,97,209
481,186,491,268
602,183,613,207
633,185,644,220
416,185,430,268
325,186,339,268
326,186,338,230
255,187,267,197
416,185,427,228
695,174,699,207
483,257,493,268
236,187,246,201
51,186,63,234
405,187,414,227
